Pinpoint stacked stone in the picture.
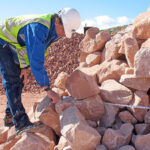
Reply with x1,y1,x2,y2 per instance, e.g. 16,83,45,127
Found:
1,8,150,150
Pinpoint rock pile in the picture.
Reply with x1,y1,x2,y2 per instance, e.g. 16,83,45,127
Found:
0,33,84,94
1,8,150,150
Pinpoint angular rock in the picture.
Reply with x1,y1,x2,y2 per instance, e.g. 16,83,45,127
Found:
66,70,100,99
135,133,150,150
119,111,137,124
63,146,72,150
86,51,101,67
28,101,41,123
79,52,89,62
11,132,55,150
112,116,123,130
134,47,150,77
132,14,150,40
100,103,119,127
79,27,100,53
60,106,101,150
135,123,150,135
124,37,139,67
118,25,133,55
54,72,69,90
104,25,132,60
144,110,150,123
97,59,127,83
35,124,57,145
102,123,134,150
54,136,69,150
56,95,105,121
52,87,68,97
78,62,88,68
118,145,135,150
79,30,110,53
128,91,149,122
141,38,150,48
0,126,9,144
77,64,101,83
7,126,16,141
96,144,107,150
87,120,97,128
35,96,61,135
120,74,150,92
96,127,106,137
133,10,150,25
0,136,20,150
75,95,105,120
84,27,100,39
100,79,133,104
104,33,122,60
125,68,134,75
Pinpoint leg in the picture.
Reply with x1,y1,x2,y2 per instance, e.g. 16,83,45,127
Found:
0,45,30,130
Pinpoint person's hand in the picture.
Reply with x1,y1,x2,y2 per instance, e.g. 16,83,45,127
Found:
46,89,61,103
20,69,28,84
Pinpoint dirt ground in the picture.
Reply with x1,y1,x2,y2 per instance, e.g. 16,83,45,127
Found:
0,92,47,127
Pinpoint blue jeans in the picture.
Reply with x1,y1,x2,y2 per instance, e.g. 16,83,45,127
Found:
0,45,30,130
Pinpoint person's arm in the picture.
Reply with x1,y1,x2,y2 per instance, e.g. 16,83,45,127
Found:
24,23,50,87
24,23,61,103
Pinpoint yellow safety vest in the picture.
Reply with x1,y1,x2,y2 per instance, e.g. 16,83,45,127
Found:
0,14,52,68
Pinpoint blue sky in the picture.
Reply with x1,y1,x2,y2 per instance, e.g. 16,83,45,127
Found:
0,0,149,32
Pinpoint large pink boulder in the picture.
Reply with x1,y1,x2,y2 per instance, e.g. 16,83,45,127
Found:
135,123,150,135
118,145,135,150
141,38,150,48
0,127,9,144
66,70,100,99
102,123,134,150
134,47,150,78
55,95,105,121
60,106,101,150
79,29,110,53
100,103,119,127
132,10,150,40
54,136,69,150
77,64,101,82
120,74,150,92
35,96,61,135
144,110,150,123
119,111,137,124
97,59,127,83
54,72,69,90
11,132,55,150
100,79,133,104
124,37,139,68
86,51,102,67
135,133,150,150
128,91,149,122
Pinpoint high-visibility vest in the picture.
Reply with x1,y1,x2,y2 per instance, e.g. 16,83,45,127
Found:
0,14,52,68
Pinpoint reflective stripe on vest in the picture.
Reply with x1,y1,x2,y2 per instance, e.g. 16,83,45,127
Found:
0,14,52,68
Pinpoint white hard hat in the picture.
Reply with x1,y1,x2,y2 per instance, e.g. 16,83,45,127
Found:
58,8,81,38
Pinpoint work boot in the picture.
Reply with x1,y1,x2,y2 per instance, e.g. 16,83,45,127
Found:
4,113,14,127
16,122,44,136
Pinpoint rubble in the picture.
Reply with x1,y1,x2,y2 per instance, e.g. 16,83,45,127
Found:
1,8,150,150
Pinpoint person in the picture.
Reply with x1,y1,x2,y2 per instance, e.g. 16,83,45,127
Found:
0,8,81,135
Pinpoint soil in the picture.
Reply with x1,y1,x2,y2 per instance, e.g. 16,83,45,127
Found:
0,92,47,127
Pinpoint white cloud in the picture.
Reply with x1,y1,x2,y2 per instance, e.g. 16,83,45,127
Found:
77,15,133,33
117,16,131,25
95,16,115,26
